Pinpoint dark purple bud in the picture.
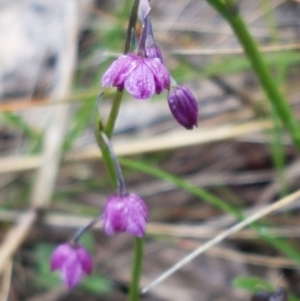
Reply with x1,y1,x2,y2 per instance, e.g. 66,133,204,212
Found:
103,193,148,237
50,243,92,288
167,85,198,129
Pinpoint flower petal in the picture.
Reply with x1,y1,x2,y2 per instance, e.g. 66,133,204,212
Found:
103,196,127,235
102,55,137,88
124,60,155,99
50,243,73,271
61,254,84,288
103,193,148,237
144,58,170,94
76,247,93,275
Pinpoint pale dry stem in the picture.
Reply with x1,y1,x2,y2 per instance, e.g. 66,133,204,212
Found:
0,120,272,174
0,258,13,301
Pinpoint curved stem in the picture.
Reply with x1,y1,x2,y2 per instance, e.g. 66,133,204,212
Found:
101,132,127,196
104,90,124,138
71,216,102,244
129,238,144,301
206,0,300,152
124,0,140,53
94,109,117,188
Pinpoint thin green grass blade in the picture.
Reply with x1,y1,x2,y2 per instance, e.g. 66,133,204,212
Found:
1,112,42,153
119,158,241,218
63,95,95,152
232,276,273,292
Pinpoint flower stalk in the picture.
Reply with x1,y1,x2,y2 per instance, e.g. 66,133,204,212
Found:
95,97,145,300
129,238,144,301
97,1,146,300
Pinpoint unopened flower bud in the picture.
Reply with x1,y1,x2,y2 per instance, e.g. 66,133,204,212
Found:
50,243,92,288
103,193,148,237
167,85,198,129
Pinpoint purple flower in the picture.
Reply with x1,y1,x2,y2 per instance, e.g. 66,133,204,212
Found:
167,85,199,129
103,193,148,237
102,53,170,100
50,243,92,288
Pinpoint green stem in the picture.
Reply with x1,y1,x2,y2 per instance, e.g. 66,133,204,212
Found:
207,0,300,152
104,90,124,138
129,238,144,301
96,92,144,301
94,112,117,188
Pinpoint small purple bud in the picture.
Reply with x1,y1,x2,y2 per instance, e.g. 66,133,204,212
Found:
102,54,170,100
50,243,92,288
167,85,199,129
103,193,148,237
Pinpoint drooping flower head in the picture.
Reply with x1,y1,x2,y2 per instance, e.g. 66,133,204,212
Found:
102,193,148,237
102,0,169,100
50,243,92,288
167,85,199,129
102,54,169,100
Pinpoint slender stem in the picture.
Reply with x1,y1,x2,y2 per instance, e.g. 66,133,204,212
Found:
104,90,124,138
96,94,144,301
207,0,300,152
101,132,127,196
124,0,140,54
125,2,145,300
71,216,102,244
94,110,117,188
129,238,144,301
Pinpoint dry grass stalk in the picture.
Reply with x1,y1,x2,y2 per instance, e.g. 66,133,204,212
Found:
0,120,272,174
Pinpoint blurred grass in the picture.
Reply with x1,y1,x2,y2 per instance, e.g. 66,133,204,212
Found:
1,0,300,298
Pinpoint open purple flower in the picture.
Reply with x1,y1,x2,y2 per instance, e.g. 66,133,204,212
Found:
103,193,148,237
50,243,92,288
167,85,199,129
102,53,170,100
